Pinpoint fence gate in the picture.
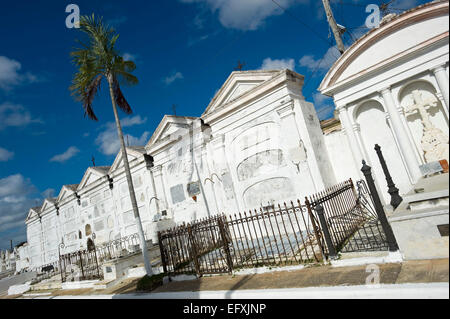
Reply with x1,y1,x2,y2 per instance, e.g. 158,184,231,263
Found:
306,179,391,257
339,179,391,252
158,215,233,276
59,243,103,282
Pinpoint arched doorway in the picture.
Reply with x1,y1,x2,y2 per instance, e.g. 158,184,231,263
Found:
86,238,95,251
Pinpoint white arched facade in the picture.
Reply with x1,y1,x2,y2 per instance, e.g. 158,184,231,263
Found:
319,1,449,200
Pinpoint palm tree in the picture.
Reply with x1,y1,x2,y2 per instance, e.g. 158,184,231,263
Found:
70,14,153,276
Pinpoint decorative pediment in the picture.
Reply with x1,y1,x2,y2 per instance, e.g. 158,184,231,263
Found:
145,115,197,150
202,70,281,117
77,166,110,191
26,206,41,222
319,1,448,95
40,198,56,213
57,184,78,202
109,147,146,173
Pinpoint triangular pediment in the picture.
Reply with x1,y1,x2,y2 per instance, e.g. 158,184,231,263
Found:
77,167,108,191
26,206,41,222
40,198,56,213
109,147,146,173
202,70,281,116
145,115,197,149
57,184,78,202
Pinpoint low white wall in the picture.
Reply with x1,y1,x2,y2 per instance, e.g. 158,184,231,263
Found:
390,210,449,260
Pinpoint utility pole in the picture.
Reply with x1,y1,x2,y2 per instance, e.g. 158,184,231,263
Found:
322,0,345,54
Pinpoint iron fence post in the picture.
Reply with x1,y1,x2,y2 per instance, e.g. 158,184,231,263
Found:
78,251,85,280
315,204,337,259
304,198,326,262
187,225,201,276
374,144,403,209
218,217,233,274
361,160,399,251
92,237,100,279
157,231,168,274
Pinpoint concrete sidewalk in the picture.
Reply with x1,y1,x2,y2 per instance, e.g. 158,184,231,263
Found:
7,258,449,299
149,258,448,294
29,283,450,299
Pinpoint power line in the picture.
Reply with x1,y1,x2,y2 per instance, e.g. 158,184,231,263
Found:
335,0,413,11
270,0,335,48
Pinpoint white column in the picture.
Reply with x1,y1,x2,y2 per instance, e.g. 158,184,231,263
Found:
202,144,220,213
148,168,160,215
338,106,364,174
396,105,424,164
211,135,241,211
431,64,449,111
380,87,422,182
352,122,370,163
276,101,318,192
152,165,169,215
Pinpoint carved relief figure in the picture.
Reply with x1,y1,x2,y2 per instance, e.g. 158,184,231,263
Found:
404,90,449,162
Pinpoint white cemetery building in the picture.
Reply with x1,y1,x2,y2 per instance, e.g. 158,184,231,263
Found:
319,0,449,200
0,249,15,273
21,0,448,271
319,0,449,259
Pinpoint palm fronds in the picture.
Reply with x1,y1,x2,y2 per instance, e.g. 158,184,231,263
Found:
69,14,138,120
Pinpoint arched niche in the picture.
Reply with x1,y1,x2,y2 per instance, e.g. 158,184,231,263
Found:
236,149,285,182
355,99,411,201
85,224,92,236
398,80,449,162
230,121,282,168
242,177,295,210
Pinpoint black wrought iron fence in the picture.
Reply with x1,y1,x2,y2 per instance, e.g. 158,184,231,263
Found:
305,179,366,255
95,233,142,263
339,180,390,252
59,246,102,282
158,199,324,276
306,178,391,256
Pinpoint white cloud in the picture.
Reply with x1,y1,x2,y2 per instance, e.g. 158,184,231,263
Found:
0,56,38,91
180,0,308,31
260,57,295,71
0,147,14,161
95,115,149,155
298,46,340,72
0,174,35,198
163,71,184,85
41,188,56,199
49,146,80,163
313,92,335,120
0,102,42,130
0,174,39,249
123,52,137,61
316,104,335,120
312,92,330,106
188,34,210,47
120,115,147,127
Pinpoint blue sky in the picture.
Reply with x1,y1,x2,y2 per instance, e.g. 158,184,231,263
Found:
0,0,427,249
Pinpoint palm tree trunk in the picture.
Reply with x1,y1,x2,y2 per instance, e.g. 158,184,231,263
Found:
107,74,153,276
